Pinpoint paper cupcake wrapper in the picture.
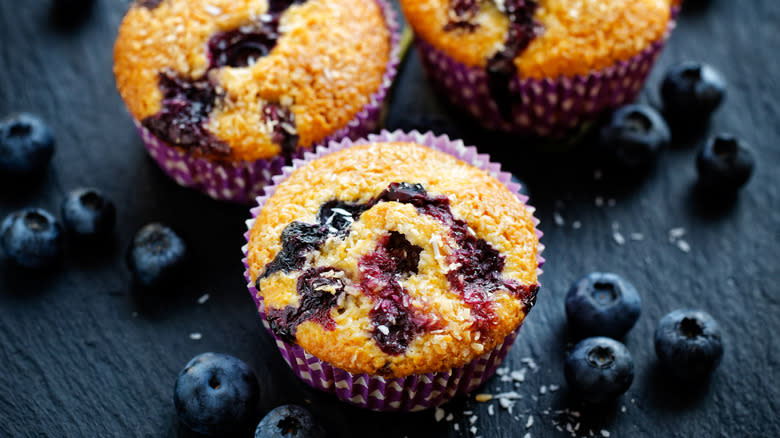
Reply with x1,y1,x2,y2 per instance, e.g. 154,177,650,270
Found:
415,17,676,137
133,0,401,204
241,130,545,411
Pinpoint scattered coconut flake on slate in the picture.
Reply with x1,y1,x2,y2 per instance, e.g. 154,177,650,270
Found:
611,222,625,245
487,405,495,416
446,413,454,422
549,384,559,392
526,415,534,428
434,407,445,422
470,425,477,435
630,233,644,241
601,430,611,437
189,332,202,341
510,369,527,382
676,240,691,253
668,227,686,241
621,405,627,413
197,293,210,304
539,385,547,395
523,433,531,438
595,196,605,207
469,415,478,425
521,357,539,371
553,212,565,227
454,424,460,431
572,221,582,230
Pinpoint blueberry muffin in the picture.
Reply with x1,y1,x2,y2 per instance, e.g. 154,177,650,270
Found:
400,0,675,135
114,0,397,202
246,141,541,378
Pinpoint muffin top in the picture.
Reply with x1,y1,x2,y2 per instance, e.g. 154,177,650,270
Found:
246,142,541,377
114,0,391,162
400,0,670,79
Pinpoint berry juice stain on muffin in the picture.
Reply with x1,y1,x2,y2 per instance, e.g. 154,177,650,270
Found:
258,181,536,354
444,1,541,119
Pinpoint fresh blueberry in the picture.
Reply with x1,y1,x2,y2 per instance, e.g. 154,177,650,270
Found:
565,272,641,339
255,404,325,438
655,309,724,381
1,208,63,269
696,134,755,191
661,62,726,124
599,104,670,171
393,115,460,138
174,352,260,436
127,223,187,288
564,337,634,404
0,113,55,176
61,188,116,239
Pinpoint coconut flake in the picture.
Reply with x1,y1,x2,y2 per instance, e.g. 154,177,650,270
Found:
204,5,222,16
553,212,565,227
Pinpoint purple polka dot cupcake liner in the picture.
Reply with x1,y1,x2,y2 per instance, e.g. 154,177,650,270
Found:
131,0,401,204
242,130,545,411
415,16,677,137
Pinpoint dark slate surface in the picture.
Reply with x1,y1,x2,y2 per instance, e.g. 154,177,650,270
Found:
1,0,779,437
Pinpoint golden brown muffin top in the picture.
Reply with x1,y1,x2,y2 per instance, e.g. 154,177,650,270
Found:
247,142,541,377
114,0,391,161
400,0,670,78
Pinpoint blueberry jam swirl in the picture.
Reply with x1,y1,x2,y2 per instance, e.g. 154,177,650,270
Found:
143,1,307,155
258,182,539,353
445,0,541,120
